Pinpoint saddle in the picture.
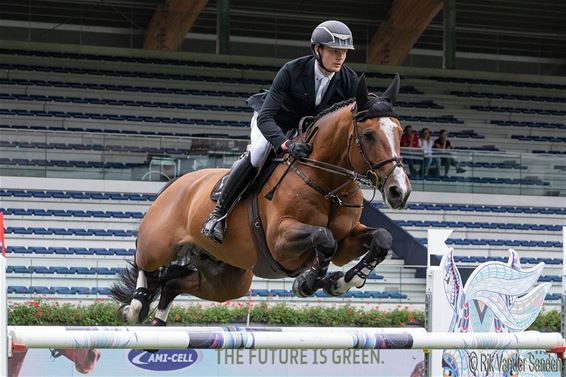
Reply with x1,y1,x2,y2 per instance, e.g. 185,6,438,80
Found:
209,90,318,278
209,148,299,278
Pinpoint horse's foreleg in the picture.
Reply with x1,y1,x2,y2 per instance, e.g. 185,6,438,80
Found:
272,221,337,297
324,224,392,296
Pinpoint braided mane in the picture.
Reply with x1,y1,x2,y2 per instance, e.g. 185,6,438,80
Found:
311,98,356,124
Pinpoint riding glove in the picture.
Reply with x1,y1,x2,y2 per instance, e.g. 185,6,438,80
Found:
284,140,312,159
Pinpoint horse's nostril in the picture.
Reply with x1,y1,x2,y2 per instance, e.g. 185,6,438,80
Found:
389,186,402,199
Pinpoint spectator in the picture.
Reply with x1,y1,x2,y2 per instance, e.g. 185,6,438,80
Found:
400,125,420,177
419,128,434,177
401,125,420,148
433,129,466,176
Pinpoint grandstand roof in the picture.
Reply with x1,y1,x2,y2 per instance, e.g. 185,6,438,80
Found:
1,0,564,64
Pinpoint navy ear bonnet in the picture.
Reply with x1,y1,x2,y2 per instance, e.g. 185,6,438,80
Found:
353,95,398,121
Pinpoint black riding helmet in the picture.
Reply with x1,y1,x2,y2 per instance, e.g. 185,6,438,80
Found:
311,20,354,71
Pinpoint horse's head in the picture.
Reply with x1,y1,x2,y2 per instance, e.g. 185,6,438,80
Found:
350,74,411,209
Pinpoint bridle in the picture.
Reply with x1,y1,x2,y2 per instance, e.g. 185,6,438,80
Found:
349,101,405,192
282,102,406,208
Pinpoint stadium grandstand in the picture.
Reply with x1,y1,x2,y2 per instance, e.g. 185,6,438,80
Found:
0,0,565,313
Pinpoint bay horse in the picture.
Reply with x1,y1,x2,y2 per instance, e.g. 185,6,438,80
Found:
111,74,411,325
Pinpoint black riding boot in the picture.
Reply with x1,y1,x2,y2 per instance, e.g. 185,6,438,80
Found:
201,154,257,244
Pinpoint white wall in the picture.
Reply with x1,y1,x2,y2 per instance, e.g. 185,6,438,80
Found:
364,189,566,208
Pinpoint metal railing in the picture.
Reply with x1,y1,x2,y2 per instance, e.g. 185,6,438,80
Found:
1,132,564,197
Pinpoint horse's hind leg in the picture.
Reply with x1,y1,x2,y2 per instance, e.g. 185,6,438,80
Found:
111,235,180,325
324,224,392,296
152,249,254,325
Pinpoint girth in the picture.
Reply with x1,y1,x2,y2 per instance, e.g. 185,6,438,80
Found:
247,189,310,279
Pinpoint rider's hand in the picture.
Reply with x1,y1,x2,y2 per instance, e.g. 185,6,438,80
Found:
283,140,312,159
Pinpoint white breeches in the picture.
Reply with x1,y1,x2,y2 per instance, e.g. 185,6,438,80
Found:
248,112,271,167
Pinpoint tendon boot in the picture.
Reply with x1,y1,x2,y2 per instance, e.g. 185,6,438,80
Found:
202,154,257,243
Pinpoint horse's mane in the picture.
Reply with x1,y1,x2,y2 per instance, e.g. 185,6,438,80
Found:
311,98,356,125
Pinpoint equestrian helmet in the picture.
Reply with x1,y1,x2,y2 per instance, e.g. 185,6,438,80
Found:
310,20,354,50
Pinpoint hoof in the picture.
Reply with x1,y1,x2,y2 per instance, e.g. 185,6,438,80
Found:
118,288,150,325
117,304,130,323
292,274,320,298
323,271,348,297
151,318,167,327
117,302,143,325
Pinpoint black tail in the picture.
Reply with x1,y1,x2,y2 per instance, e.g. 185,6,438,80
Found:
110,261,160,306
110,260,196,311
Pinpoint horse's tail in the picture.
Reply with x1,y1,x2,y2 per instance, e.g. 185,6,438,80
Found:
110,179,185,309
109,261,161,307
110,257,196,315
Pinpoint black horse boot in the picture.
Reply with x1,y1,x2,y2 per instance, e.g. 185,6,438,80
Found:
201,154,257,243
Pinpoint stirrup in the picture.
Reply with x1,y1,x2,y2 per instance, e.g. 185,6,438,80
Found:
201,214,226,244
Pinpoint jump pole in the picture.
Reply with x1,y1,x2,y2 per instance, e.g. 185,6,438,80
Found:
6,326,562,350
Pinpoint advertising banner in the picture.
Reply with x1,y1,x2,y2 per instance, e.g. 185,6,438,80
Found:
12,348,425,377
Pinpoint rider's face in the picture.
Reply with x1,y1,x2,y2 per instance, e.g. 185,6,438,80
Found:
317,46,348,74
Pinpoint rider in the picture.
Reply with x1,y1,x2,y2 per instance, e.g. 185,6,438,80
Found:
202,20,358,243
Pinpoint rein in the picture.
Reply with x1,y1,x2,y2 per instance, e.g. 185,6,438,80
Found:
279,102,404,209
267,100,406,229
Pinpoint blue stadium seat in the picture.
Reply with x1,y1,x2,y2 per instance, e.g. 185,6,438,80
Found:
32,286,54,294
52,267,71,274
9,266,31,274
371,292,389,299
73,229,92,236
8,227,33,235
73,248,92,255
367,272,384,280
53,287,72,295
32,266,54,274
546,293,561,301
386,291,408,299
74,267,95,275
9,286,31,294
50,228,74,236
351,291,372,298
8,246,32,254
111,248,133,256
489,240,505,246
51,247,72,255
92,229,110,236
253,289,270,297
94,268,114,275
269,289,293,297
92,287,111,295
91,248,114,255
71,287,92,295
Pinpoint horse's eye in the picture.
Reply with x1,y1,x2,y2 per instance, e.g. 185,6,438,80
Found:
363,132,375,142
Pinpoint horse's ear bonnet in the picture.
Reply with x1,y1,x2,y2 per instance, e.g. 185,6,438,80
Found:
354,73,399,121
381,73,400,105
